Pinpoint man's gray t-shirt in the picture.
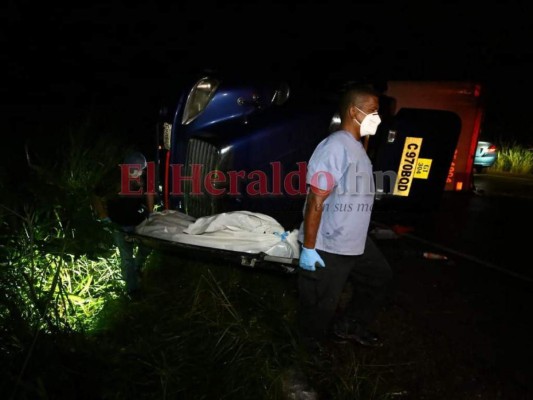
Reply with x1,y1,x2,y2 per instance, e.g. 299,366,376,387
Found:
298,130,375,255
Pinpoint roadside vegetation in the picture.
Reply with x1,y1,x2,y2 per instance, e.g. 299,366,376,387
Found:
1,122,391,399
490,142,533,174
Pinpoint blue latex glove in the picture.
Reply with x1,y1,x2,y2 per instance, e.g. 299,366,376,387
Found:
299,247,326,271
274,231,289,241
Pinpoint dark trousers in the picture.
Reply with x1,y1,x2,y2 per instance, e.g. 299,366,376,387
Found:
297,237,393,341
112,227,152,294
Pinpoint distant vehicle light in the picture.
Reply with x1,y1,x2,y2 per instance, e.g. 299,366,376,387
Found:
474,140,498,171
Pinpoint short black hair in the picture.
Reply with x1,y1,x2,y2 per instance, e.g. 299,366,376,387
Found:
339,83,380,119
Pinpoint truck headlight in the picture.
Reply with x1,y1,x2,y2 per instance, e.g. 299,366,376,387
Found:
181,77,220,125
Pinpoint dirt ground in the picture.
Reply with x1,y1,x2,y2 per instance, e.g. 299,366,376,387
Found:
354,233,533,399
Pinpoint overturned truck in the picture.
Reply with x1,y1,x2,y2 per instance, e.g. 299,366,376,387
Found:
133,72,484,272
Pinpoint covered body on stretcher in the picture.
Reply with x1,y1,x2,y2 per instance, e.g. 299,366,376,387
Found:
132,210,301,273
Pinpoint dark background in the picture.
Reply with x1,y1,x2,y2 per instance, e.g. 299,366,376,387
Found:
2,2,533,162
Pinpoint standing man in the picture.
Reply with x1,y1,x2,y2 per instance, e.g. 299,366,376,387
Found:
297,84,393,348
92,151,155,298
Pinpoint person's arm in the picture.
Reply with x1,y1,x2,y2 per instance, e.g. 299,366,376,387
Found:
145,192,155,214
299,186,331,271
303,186,331,248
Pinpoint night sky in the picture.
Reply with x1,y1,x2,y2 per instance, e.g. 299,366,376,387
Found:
2,2,533,155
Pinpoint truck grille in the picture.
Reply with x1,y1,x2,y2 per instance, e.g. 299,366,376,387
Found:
184,138,221,217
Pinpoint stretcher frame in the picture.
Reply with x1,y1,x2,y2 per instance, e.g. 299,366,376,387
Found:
130,233,299,275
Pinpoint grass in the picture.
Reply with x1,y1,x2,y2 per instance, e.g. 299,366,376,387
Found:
3,245,390,399
94,255,302,399
488,142,533,174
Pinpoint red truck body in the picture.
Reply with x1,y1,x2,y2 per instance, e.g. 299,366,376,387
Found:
384,81,484,192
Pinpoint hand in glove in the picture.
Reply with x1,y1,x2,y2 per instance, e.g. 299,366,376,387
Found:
299,247,326,271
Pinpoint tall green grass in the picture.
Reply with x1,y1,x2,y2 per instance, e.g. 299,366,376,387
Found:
1,118,130,398
490,142,533,174
86,254,389,399
0,207,123,333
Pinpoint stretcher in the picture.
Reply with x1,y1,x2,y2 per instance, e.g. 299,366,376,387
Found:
130,210,300,274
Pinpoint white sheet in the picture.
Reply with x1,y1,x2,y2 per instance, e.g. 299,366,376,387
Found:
135,210,300,258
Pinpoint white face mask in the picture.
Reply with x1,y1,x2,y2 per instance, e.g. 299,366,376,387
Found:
353,106,381,137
